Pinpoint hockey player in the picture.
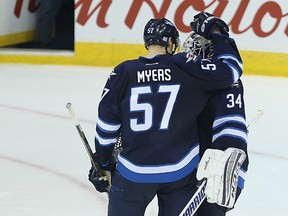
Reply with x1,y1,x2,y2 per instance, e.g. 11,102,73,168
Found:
182,30,249,215
88,12,244,215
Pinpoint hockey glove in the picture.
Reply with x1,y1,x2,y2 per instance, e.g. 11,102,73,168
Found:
196,148,246,208
190,12,229,39
88,166,111,192
88,153,116,193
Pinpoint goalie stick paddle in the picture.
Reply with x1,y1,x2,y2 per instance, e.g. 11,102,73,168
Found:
66,102,103,175
178,109,264,216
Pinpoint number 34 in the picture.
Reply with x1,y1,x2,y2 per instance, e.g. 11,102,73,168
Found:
226,93,242,108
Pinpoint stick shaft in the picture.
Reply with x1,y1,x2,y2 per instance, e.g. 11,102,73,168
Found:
66,102,101,172
247,109,264,130
178,180,206,216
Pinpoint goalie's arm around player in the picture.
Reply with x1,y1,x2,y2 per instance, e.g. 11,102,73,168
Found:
182,14,249,215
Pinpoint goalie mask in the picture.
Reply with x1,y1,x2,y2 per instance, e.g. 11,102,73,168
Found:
143,18,180,55
182,32,214,59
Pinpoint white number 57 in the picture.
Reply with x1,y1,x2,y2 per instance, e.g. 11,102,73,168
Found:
130,85,180,131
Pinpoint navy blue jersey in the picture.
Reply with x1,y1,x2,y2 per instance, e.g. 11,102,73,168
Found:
95,34,243,183
197,79,249,190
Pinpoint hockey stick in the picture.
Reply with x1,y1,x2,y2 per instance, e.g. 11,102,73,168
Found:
247,109,264,133
178,179,207,216
178,109,264,216
66,102,104,175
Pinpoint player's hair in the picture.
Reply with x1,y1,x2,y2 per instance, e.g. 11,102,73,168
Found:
182,32,214,59
143,18,180,55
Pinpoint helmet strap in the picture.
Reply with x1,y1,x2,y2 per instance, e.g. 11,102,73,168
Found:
165,46,173,55
165,38,177,55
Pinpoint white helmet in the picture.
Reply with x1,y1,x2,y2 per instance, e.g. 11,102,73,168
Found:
182,32,213,59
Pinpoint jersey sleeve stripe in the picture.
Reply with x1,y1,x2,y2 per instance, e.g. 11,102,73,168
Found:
213,115,246,129
217,54,243,82
97,117,121,132
217,54,243,70
212,128,247,144
95,131,118,146
222,59,241,82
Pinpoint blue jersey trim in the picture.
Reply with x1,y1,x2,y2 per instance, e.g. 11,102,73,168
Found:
116,145,200,183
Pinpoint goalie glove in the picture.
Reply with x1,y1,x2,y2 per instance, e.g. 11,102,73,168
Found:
196,148,246,208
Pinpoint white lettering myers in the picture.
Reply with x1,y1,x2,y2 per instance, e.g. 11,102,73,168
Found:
137,68,171,83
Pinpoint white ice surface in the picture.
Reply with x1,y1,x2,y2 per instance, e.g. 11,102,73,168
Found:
0,64,287,216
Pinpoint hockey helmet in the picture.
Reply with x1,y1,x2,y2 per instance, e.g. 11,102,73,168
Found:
182,32,213,59
143,18,180,54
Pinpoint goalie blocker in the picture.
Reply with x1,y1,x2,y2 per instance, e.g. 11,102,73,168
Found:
196,147,246,209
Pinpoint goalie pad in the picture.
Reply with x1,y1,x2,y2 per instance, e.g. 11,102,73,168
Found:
196,147,246,208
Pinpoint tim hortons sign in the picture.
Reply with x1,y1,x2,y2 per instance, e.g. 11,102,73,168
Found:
13,0,288,38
